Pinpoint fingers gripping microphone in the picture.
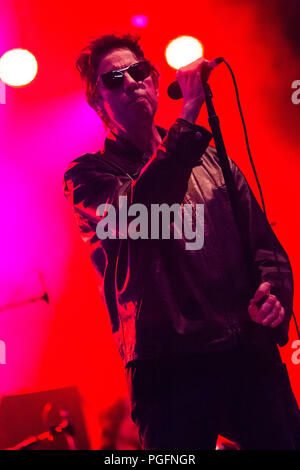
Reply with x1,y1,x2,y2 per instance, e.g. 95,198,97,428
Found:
167,57,224,100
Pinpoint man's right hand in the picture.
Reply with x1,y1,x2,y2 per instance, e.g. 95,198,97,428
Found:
177,58,212,124
248,281,285,328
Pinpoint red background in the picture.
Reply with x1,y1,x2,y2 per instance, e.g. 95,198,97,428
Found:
0,0,299,449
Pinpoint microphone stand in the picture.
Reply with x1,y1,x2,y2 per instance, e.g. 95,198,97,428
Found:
203,82,254,280
5,412,76,450
0,292,49,314
203,83,238,216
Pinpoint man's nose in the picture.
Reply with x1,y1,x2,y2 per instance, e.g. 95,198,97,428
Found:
123,71,139,92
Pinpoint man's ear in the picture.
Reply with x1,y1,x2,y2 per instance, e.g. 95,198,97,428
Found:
94,90,104,111
96,103,107,121
95,100,114,130
95,96,108,120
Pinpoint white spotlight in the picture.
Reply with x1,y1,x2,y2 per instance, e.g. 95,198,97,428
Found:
165,36,203,70
0,48,38,87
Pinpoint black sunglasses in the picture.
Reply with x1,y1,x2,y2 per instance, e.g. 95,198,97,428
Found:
99,61,152,90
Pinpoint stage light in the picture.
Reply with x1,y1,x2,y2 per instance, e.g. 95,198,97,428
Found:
165,36,203,70
131,15,149,28
0,48,38,87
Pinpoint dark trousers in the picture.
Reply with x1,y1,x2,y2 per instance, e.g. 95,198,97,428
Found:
126,339,300,450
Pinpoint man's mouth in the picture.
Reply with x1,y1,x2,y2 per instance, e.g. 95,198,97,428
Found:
129,96,145,104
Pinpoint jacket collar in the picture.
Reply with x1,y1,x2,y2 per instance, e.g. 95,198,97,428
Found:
104,125,167,162
100,125,167,179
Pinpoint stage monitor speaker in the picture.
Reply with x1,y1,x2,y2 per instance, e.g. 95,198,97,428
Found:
0,386,90,450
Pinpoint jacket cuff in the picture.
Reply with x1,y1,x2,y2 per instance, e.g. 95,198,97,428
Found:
163,119,213,165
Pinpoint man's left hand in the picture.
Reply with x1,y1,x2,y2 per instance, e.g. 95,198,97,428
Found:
248,281,285,328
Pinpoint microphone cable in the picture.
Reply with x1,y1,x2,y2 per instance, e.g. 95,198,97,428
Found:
221,57,300,341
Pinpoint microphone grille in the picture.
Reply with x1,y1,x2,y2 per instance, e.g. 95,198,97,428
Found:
167,81,182,100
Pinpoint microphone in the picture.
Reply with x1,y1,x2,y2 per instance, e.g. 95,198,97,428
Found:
167,57,223,100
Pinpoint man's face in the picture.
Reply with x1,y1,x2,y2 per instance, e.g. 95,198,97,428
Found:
96,48,159,131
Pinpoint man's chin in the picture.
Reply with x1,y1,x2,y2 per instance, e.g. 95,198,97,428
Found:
117,106,155,129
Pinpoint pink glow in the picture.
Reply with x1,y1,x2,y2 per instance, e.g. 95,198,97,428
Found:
131,15,149,28
0,0,299,450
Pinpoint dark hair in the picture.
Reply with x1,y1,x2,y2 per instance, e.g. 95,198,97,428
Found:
76,33,159,127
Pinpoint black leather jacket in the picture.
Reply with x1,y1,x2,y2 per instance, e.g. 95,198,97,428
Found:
63,119,294,366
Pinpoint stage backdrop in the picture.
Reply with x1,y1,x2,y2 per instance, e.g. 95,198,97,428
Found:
0,0,299,449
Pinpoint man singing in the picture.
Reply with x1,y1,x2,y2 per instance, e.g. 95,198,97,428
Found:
63,33,299,449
